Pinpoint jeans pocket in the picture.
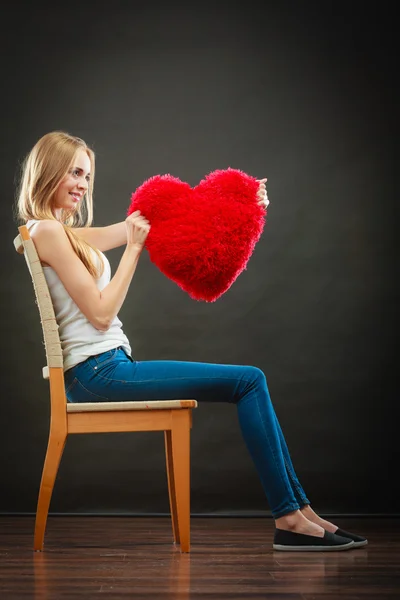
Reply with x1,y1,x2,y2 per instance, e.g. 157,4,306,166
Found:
66,377,109,403
93,347,120,368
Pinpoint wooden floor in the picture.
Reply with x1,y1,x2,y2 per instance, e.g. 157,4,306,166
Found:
0,516,399,599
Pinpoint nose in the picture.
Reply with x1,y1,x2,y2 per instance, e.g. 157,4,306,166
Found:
77,177,88,191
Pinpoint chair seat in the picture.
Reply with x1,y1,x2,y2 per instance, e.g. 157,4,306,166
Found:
66,399,198,412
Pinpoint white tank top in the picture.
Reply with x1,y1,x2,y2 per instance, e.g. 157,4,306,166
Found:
26,219,132,372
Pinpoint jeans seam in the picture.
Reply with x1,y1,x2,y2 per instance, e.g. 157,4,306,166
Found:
271,407,309,506
284,456,308,502
89,369,255,386
65,377,77,394
72,377,109,401
250,387,298,512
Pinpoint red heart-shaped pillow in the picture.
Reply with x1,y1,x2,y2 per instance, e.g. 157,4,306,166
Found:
127,168,266,302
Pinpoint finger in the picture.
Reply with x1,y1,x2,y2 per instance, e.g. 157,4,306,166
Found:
135,216,149,225
257,178,268,183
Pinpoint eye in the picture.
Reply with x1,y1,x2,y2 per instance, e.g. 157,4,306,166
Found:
71,169,90,182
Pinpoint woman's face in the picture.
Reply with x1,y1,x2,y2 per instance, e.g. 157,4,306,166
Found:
53,149,91,217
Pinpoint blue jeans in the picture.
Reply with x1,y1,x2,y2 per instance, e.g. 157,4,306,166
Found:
64,347,311,519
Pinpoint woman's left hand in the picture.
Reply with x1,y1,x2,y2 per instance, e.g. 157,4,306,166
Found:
256,178,269,209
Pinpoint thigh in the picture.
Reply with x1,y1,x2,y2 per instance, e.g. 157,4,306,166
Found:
67,351,259,404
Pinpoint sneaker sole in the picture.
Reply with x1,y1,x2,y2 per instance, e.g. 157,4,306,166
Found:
273,540,355,552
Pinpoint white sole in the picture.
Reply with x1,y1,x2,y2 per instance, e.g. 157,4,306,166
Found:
273,540,355,552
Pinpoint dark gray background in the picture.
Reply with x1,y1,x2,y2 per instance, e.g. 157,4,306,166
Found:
1,2,396,516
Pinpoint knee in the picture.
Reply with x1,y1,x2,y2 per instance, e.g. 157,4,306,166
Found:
234,366,269,405
244,365,267,386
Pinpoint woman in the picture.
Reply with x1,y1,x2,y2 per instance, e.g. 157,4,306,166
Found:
15,131,367,551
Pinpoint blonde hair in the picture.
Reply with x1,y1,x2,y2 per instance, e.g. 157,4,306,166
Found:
15,130,104,278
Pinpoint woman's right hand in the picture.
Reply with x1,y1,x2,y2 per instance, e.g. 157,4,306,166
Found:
125,210,151,249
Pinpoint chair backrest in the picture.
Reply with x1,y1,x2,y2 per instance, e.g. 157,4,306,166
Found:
14,225,63,380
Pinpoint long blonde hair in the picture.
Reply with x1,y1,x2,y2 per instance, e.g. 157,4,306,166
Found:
15,131,104,278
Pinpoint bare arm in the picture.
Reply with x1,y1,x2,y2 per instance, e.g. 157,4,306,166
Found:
32,215,149,331
71,221,127,251
99,244,142,327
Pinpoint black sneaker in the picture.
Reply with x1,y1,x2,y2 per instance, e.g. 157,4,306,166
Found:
273,528,355,552
334,527,368,548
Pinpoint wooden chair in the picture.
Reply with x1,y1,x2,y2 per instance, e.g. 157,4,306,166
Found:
14,225,197,553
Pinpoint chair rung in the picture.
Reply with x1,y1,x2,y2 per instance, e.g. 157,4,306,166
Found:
67,399,197,412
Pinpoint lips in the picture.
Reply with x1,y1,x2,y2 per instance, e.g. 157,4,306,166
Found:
69,193,81,202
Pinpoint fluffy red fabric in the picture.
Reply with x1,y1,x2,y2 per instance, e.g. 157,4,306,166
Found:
127,168,267,302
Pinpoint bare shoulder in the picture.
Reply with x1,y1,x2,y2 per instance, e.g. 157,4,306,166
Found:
26,220,105,330
30,219,64,238
29,219,65,251
30,220,71,266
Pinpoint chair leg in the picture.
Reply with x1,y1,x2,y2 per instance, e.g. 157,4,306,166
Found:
34,431,67,551
166,410,191,553
165,430,180,545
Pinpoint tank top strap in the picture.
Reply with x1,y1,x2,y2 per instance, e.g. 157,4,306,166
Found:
25,219,41,233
